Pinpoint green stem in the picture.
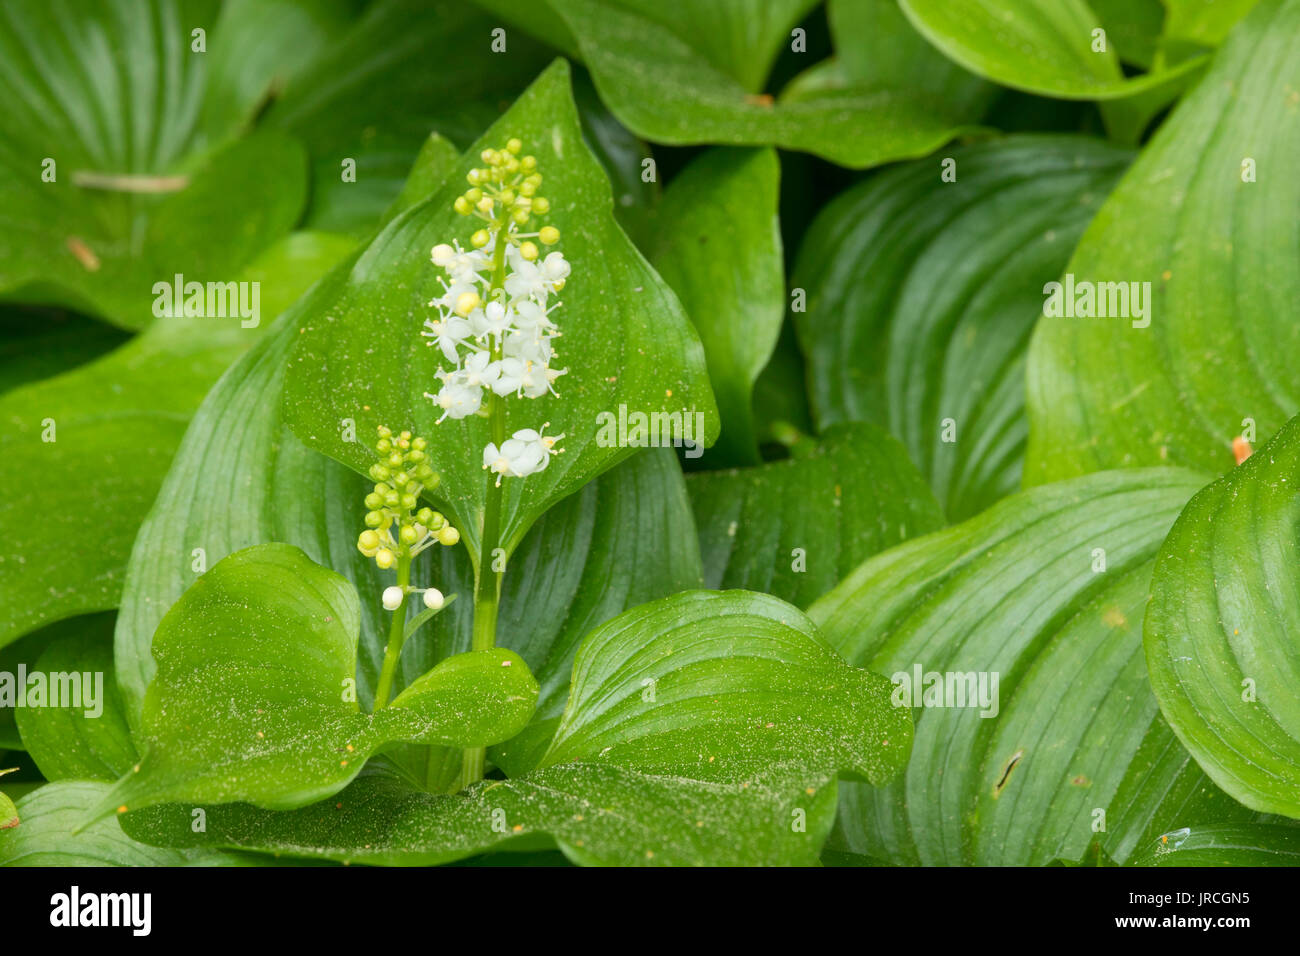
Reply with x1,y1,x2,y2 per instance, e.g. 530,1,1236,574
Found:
372,553,411,710
459,224,511,791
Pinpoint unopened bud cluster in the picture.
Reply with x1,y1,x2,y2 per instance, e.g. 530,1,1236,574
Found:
422,138,567,486
356,426,460,571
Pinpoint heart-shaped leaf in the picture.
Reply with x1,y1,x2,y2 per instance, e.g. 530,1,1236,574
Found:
527,590,910,785
282,59,718,564
120,760,835,866
648,147,783,466
898,0,1207,100
794,135,1129,520
809,469,1222,865
120,587,900,865
1145,414,1300,818
95,544,537,820
1026,0,1300,483
547,0,993,168
687,423,944,608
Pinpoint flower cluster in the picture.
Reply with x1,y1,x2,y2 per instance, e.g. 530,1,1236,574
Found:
355,426,459,605
422,138,567,485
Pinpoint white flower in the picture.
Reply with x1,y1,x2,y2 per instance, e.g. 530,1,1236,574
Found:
493,357,527,396
481,426,563,485
479,299,512,340
382,586,404,610
460,350,501,391
422,315,473,364
504,253,567,301
422,588,445,610
426,371,483,422
432,241,489,279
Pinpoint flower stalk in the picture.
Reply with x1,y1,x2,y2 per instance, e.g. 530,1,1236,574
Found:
423,138,568,790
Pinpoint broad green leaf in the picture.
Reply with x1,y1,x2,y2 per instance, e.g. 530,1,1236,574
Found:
649,148,783,466
549,0,993,168
686,423,944,608
0,780,242,866
14,622,137,782
1145,415,1300,818
898,0,1206,100
0,232,353,651
1126,824,1300,866
96,544,537,819
809,469,1213,865
282,59,718,566
794,136,1129,521
530,590,911,785
126,588,904,865
1026,0,1300,482
113,211,701,764
121,760,835,866
1162,0,1261,47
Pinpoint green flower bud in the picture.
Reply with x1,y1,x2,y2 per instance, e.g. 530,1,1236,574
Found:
364,492,384,510
453,196,471,215
399,525,418,546
532,196,550,215
364,511,384,528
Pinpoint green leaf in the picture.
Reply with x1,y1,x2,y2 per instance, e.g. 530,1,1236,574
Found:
649,148,783,466
549,0,993,168
14,620,137,782
528,590,911,786
809,469,1215,865
898,0,1207,100
0,780,242,866
1125,824,1300,866
120,588,896,864
1145,415,1300,818
1162,0,1261,47
121,760,835,866
794,135,1129,520
0,231,353,652
686,423,943,608
97,544,537,819
1026,0,1300,482
282,59,718,566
